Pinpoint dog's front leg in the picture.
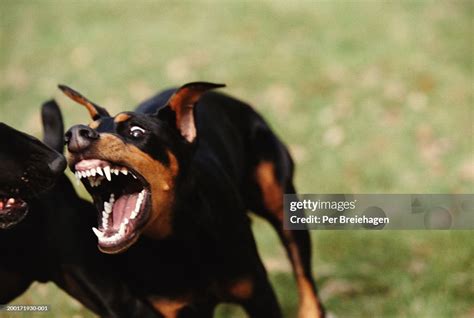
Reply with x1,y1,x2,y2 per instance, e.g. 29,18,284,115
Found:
0,268,33,304
57,265,162,318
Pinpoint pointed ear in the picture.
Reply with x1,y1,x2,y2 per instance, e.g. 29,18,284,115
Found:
41,100,64,154
58,84,110,120
159,82,225,142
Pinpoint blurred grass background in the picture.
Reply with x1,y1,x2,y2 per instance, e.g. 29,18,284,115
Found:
0,0,472,317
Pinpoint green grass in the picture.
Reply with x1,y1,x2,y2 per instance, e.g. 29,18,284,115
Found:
1,1,473,317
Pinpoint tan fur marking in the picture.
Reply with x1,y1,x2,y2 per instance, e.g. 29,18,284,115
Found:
288,241,323,318
89,120,100,129
254,161,284,221
228,277,254,300
89,134,179,239
255,161,323,317
114,113,131,123
149,297,188,318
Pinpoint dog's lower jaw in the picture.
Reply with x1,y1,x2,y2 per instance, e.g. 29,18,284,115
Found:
98,233,141,254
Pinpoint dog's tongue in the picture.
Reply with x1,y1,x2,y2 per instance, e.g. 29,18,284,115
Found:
112,193,138,229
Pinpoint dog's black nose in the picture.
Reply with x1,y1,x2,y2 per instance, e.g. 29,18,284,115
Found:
65,125,99,153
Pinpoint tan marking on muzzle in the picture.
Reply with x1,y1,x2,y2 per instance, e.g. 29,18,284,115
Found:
84,133,179,239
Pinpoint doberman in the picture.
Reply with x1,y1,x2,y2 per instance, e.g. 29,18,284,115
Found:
61,82,325,317
0,101,159,317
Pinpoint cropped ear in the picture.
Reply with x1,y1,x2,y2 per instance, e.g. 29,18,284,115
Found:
41,100,64,153
58,84,110,120
158,82,225,142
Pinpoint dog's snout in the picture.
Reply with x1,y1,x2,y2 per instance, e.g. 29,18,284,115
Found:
65,125,99,153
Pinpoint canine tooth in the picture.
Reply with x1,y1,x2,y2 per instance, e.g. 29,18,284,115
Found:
104,166,112,181
92,227,103,239
118,224,126,237
121,169,128,175
96,167,104,176
134,199,141,212
104,202,112,214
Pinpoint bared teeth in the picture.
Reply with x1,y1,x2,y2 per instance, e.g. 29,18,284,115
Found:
92,227,103,239
74,162,134,186
94,213,134,244
103,166,112,181
130,190,145,220
104,201,112,214
74,161,146,245
119,223,126,235
102,216,108,228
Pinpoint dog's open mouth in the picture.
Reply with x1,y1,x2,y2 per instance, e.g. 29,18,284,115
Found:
74,159,151,254
0,196,28,229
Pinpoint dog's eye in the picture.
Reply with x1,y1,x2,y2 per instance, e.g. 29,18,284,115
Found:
129,126,146,138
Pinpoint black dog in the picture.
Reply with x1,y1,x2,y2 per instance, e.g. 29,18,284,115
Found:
0,102,159,317
61,82,324,317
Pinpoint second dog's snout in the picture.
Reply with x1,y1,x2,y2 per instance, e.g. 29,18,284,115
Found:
65,125,99,153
